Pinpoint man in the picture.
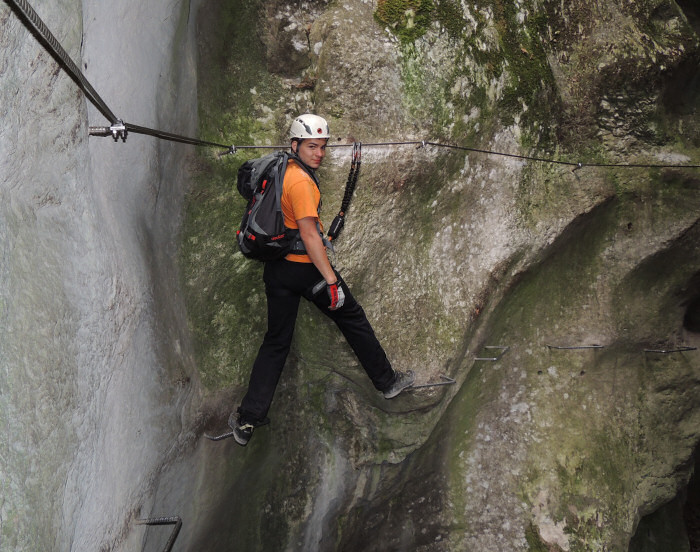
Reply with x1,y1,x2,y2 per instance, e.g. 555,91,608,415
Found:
230,113,415,446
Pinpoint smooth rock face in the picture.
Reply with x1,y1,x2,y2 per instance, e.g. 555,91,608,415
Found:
1,1,700,552
1,1,199,550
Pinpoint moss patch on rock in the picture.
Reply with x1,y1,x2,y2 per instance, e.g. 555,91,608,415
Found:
182,0,287,389
374,0,435,44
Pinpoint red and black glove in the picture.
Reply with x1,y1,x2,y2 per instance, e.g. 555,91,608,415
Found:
326,280,345,310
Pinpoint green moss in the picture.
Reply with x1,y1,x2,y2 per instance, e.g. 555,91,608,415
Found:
182,0,287,389
181,156,265,388
375,0,468,43
444,364,489,517
525,523,552,552
196,0,279,145
488,179,700,548
374,0,435,44
492,2,561,146
387,0,564,150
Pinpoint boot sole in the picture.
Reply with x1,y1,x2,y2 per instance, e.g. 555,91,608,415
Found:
383,380,415,399
233,430,250,446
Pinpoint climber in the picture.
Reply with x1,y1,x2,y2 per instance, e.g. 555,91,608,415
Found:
229,113,415,446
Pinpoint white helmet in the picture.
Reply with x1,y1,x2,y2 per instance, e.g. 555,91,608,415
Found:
289,114,330,140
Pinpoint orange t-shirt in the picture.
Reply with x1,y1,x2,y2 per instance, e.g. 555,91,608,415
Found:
281,160,323,263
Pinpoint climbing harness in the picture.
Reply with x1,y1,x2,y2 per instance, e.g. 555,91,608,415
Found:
328,142,361,241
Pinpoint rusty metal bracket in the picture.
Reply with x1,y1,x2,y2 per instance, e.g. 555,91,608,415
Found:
411,374,456,389
136,516,182,552
643,346,697,354
475,346,509,361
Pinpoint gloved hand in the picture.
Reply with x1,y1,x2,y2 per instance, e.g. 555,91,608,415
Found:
326,280,345,310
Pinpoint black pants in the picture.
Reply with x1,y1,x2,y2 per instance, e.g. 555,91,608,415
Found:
239,259,395,423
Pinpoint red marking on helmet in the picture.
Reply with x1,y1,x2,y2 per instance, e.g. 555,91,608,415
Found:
317,128,322,134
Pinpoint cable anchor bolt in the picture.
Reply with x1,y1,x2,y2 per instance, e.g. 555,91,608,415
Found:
110,120,127,142
218,145,236,158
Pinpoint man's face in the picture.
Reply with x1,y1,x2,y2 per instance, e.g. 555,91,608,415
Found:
293,138,327,169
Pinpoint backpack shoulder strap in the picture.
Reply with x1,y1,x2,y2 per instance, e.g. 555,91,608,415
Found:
275,152,290,209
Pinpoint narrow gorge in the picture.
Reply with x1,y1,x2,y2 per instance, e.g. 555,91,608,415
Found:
1,0,699,551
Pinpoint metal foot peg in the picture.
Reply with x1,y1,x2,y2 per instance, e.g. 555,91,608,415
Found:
547,344,604,350
205,416,270,442
204,430,236,441
136,516,181,552
643,346,697,354
475,346,509,361
410,374,456,389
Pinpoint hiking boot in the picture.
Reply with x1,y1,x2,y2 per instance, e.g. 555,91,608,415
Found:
228,412,255,446
383,369,415,399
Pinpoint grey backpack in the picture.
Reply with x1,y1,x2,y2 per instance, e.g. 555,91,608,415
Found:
236,151,318,261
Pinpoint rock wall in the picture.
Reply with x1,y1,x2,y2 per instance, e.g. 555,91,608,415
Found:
1,0,699,551
183,0,700,551
1,1,201,550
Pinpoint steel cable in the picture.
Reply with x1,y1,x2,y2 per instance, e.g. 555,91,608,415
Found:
6,0,700,169
242,141,700,170
4,0,230,149
5,0,118,124
123,123,230,149
424,141,700,169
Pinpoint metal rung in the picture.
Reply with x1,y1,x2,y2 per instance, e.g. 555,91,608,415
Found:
204,430,235,441
643,346,697,354
411,374,456,389
475,346,509,361
547,344,604,350
136,516,182,552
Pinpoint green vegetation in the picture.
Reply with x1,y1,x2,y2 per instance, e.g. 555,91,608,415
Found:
380,0,563,152
374,0,435,44
181,0,283,389
525,523,552,551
